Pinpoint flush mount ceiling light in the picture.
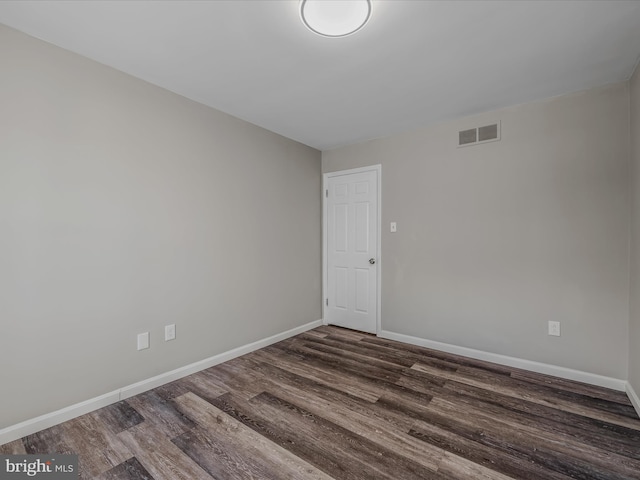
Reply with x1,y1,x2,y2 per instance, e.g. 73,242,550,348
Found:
300,0,372,38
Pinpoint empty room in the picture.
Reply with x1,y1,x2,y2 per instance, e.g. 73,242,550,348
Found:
2,0,640,478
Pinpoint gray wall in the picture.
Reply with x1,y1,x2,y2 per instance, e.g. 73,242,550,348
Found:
323,83,630,380
630,63,640,395
0,24,321,429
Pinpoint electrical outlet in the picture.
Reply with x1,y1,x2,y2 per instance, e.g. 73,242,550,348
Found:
165,324,176,341
137,332,149,350
548,321,561,337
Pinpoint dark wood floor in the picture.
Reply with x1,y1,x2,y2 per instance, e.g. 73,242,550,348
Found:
2,325,640,479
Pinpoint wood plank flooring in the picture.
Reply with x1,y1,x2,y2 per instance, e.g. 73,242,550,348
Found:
2,325,639,479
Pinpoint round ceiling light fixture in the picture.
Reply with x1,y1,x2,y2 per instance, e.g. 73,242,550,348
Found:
300,0,372,38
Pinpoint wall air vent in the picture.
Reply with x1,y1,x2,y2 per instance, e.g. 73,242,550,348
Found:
458,121,500,147
459,128,477,146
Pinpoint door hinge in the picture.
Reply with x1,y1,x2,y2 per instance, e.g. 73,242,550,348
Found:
325,189,328,198
325,298,328,306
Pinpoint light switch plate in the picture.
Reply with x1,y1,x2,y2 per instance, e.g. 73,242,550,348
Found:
390,222,397,233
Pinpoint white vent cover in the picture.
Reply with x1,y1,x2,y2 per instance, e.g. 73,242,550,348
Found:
458,122,500,147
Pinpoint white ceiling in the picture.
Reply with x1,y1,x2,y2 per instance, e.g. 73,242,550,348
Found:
1,0,640,151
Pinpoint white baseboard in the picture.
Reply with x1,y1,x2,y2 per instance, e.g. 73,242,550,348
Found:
378,330,627,392
627,382,640,418
0,391,121,447
0,319,322,446
119,319,322,399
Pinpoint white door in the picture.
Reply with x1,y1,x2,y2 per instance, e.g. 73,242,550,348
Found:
325,167,379,334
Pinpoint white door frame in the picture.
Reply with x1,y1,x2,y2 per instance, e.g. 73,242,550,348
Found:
322,165,382,334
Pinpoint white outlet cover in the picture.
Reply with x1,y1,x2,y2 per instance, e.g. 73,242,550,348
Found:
137,332,150,350
165,324,176,341
548,321,561,337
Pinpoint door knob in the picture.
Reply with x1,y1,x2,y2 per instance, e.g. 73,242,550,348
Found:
369,258,376,264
